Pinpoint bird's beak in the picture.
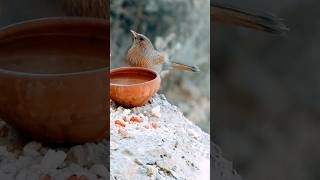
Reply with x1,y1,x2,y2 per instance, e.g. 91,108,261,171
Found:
130,30,138,38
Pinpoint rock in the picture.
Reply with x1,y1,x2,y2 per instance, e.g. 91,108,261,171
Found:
67,175,78,180
151,106,161,118
23,141,42,152
15,170,28,180
67,146,87,166
23,141,42,157
186,128,199,139
90,164,108,178
0,172,14,180
67,144,107,167
0,146,15,159
110,94,211,179
145,165,157,177
0,94,237,179
39,174,51,180
41,150,66,169
39,147,48,156
15,168,39,180
78,175,90,180
118,128,129,138
110,141,119,150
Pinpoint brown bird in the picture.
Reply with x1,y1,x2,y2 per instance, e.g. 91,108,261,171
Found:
211,1,288,34
127,30,200,73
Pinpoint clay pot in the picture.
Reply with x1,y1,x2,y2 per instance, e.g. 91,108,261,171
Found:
110,67,161,108
0,17,109,144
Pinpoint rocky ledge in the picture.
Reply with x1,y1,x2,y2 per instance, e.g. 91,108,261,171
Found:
0,94,212,180
110,94,210,180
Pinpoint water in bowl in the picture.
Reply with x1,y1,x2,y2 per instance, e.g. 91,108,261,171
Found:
110,72,154,85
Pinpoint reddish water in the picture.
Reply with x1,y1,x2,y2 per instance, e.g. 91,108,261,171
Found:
110,73,154,85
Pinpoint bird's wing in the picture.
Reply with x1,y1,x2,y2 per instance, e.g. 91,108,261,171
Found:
150,51,166,65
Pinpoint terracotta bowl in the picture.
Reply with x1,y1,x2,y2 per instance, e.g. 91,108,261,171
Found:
0,17,109,144
110,67,161,108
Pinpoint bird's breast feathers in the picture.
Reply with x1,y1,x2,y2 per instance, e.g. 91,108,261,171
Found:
127,48,152,68
127,47,165,68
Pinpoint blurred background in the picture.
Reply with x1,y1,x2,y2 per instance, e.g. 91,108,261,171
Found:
213,0,320,179
0,1,62,27
110,0,211,132
0,0,108,27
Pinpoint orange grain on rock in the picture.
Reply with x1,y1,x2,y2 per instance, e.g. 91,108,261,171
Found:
151,123,158,129
143,125,149,129
0,127,8,137
39,175,51,180
67,175,78,180
79,175,90,180
115,120,126,127
130,117,142,123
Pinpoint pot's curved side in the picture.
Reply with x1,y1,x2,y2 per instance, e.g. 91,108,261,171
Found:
110,67,161,108
0,17,110,144
0,70,109,144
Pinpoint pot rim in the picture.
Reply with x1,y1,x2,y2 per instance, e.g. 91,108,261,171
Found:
110,67,160,87
0,17,109,77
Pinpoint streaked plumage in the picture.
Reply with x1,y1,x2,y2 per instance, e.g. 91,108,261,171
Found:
127,30,199,73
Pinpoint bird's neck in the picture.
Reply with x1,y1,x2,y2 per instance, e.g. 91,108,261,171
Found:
129,44,153,55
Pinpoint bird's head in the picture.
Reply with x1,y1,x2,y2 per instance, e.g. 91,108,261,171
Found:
130,30,154,50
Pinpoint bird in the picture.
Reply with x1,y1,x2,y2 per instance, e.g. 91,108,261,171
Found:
127,30,200,73
211,1,288,34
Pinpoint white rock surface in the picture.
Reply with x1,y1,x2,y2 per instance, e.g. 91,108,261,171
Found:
41,150,66,169
110,94,210,180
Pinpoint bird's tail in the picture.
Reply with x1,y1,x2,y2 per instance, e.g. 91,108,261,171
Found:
169,62,200,72
211,2,289,34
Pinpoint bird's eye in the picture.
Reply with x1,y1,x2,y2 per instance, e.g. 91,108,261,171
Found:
139,37,144,41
